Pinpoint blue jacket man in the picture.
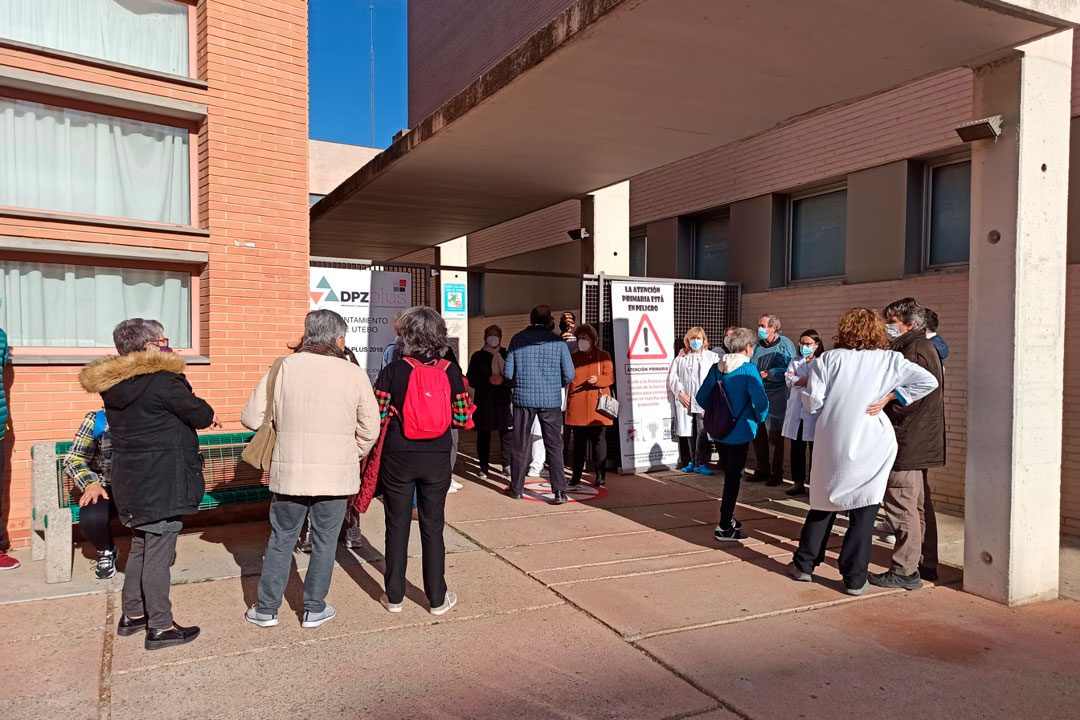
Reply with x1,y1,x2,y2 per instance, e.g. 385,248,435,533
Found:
750,314,796,486
504,305,575,504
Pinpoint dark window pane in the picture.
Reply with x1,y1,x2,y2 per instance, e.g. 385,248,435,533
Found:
791,190,846,281
467,272,484,317
928,161,971,266
629,235,647,276
693,215,729,281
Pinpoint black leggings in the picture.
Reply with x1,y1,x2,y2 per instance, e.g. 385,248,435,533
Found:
790,421,814,486
719,442,750,527
570,426,607,482
79,495,117,552
476,429,512,472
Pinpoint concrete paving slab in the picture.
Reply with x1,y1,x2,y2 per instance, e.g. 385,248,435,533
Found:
112,551,557,673
497,527,726,573
0,592,106,641
535,549,741,586
555,553,895,639
0,630,102,719
452,508,653,549
638,589,1080,720
110,605,716,720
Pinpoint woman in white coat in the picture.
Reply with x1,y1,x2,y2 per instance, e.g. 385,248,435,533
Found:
787,309,938,596
667,327,720,474
782,330,824,497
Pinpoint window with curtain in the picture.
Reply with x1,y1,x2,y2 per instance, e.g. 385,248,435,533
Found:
927,160,971,267
693,214,730,281
0,0,190,76
0,98,191,225
790,189,846,281
0,260,191,348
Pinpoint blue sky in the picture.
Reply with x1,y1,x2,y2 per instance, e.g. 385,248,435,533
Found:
309,0,408,149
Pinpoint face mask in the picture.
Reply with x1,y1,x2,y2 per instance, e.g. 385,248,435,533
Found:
576,339,591,352
885,323,901,339
757,327,769,341
486,336,500,348
157,345,173,353
800,344,814,358
689,339,704,351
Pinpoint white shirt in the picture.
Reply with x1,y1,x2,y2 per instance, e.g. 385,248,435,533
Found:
782,356,817,441
666,349,719,436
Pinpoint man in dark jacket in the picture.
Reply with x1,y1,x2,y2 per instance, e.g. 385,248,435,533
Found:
80,318,218,650
872,298,945,591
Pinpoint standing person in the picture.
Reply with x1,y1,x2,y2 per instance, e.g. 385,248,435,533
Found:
63,409,119,579
373,307,471,615
565,325,614,489
667,328,720,474
782,330,824,497
871,298,946,590
467,326,513,478
750,314,797,486
924,308,949,366
558,311,578,469
0,318,16,571
505,305,575,504
242,310,380,629
786,308,938,596
79,319,219,650
695,328,770,541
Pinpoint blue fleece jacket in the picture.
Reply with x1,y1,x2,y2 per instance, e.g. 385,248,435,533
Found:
505,324,575,409
696,358,770,445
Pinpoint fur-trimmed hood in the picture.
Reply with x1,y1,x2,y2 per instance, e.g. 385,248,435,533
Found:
79,351,188,395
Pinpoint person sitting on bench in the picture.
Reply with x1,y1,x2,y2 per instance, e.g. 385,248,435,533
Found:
63,409,118,580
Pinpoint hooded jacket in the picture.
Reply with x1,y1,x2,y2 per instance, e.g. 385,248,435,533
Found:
79,352,215,527
695,354,770,445
886,330,946,471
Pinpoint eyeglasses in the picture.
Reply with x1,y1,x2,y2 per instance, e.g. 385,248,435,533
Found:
148,338,170,347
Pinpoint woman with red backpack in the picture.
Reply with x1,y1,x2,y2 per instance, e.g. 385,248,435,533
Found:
373,307,471,615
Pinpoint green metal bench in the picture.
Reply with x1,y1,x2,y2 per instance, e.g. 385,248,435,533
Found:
31,432,269,583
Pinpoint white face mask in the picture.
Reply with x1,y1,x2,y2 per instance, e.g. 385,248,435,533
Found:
578,339,592,352
486,336,500,348
884,323,901,339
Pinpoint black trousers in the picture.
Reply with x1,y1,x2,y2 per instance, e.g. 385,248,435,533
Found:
793,503,878,590
570,426,607,482
79,495,117,552
476,429,512,472
719,442,750,527
751,420,785,481
510,407,566,495
677,415,713,467
121,521,181,629
381,451,451,607
789,421,814,486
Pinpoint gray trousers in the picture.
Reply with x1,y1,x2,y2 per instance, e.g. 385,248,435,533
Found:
122,523,181,630
257,495,347,615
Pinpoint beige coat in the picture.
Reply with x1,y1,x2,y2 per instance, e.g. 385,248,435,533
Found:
241,353,381,497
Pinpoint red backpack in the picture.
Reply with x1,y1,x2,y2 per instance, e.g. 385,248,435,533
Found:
401,357,452,439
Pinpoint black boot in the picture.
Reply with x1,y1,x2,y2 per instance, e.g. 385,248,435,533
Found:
567,475,582,489
594,470,606,488
145,623,201,651
117,614,148,637
552,491,568,505
785,482,806,496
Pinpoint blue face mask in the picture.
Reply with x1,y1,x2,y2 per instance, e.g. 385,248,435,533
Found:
800,344,814,358
689,339,704,351
757,327,769,341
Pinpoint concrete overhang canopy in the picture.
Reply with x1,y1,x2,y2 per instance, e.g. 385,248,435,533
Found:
311,0,1072,260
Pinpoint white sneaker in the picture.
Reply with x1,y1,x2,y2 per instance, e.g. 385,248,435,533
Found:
448,485,459,494
874,521,897,545
450,478,463,490
430,591,457,616
301,605,337,628
477,470,489,480
245,604,279,628
343,525,363,549
380,594,403,613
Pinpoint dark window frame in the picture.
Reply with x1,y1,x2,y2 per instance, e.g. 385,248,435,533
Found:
922,156,972,270
786,183,847,284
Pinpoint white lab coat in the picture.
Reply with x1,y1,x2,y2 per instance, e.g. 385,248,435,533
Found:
782,356,817,441
666,350,720,437
803,349,938,512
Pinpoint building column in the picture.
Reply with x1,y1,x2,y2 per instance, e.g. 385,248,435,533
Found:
581,180,630,275
437,236,468,362
964,30,1072,605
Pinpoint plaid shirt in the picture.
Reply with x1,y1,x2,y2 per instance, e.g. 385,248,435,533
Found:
374,388,471,428
63,412,112,490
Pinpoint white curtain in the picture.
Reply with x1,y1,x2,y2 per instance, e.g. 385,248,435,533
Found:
0,0,189,76
0,260,191,348
0,98,190,225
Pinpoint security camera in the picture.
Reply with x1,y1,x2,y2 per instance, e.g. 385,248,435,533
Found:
567,228,590,241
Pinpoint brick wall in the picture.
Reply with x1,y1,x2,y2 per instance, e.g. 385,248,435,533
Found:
408,0,576,126
0,0,310,548
469,200,580,265
741,273,970,516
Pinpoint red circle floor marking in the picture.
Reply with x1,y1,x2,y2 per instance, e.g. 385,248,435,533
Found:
521,480,609,503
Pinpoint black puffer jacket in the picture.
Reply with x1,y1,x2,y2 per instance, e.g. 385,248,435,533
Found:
886,330,946,471
79,352,215,527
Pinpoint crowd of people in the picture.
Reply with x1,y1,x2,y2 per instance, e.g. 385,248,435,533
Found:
9,293,948,651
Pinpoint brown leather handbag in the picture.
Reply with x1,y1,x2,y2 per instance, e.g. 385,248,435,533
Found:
241,357,285,470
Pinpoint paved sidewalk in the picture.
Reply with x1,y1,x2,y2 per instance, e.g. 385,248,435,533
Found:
3,460,1079,719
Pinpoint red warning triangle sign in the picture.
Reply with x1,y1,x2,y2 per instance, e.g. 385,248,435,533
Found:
627,314,668,360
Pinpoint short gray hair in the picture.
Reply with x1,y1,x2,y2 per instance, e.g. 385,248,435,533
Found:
882,297,926,332
760,314,781,331
724,327,756,354
294,309,348,357
113,318,162,355
397,306,448,359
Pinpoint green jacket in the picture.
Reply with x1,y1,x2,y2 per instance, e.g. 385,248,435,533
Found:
0,328,8,437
